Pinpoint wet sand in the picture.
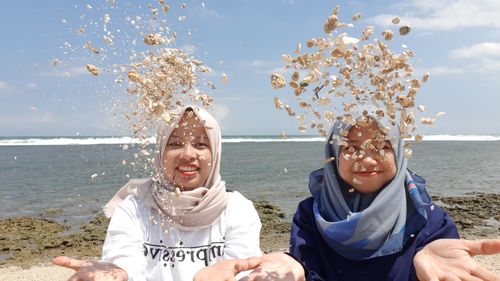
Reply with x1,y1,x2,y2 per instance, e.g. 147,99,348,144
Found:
0,195,498,280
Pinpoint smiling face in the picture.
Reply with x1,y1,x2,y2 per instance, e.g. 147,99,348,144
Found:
162,111,212,190
337,121,397,194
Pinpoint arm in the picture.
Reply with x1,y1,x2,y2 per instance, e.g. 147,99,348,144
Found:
414,205,460,251
223,192,262,260
194,252,305,281
289,200,326,281
205,201,316,281
410,203,498,280
194,193,305,281
193,192,262,281
100,196,148,281
51,197,145,281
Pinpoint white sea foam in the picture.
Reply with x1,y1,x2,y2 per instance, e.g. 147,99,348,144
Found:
223,137,325,143
0,135,498,146
408,135,500,141
0,137,155,146
0,136,323,146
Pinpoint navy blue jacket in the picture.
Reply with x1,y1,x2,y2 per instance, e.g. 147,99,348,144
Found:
290,177,460,281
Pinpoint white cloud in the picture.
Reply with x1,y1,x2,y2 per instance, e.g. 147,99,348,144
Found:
0,112,57,126
249,60,276,67
245,60,285,75
280,0,295,5
40,66,88,77
0,81,9,92
422,66,464,76
27,82,38,89
450,43,500,59
448,43,500,75
372,0,500,30
211,102,229,122
477,60,500,73
200,7,221,19
180,43,198,54
236,59,284,75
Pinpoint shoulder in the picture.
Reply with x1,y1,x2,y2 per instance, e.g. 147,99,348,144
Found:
414,204,460,247
113,192,153,223
127,178,153,186
116,194,140,211
225,191,260,220
296,197,315,214
408,171,432,203
292,197,316,225
221,192,262,257
224,191,260,226
424,204,457,229
226,191,255,210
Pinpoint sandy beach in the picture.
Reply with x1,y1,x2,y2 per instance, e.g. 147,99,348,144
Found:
1,195,498,280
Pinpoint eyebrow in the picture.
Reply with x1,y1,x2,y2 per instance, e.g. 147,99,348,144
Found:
168,135,208,141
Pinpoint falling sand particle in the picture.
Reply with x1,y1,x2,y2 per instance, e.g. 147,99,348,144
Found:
86,64,99,76
269,4,438,157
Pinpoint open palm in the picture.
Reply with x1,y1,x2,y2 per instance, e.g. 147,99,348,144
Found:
414,239,500,281
52,256,128,281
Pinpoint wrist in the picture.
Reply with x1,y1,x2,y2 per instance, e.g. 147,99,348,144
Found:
284,252,307,280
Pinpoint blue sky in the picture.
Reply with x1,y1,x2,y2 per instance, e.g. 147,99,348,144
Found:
1,0,499,136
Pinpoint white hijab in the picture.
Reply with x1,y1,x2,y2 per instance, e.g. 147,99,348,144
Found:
103,105,228,231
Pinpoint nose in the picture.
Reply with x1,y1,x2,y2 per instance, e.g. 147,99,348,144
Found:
359,151,378,166
180,143,196,160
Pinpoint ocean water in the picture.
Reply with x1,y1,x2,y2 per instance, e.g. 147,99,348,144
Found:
1,136,499,225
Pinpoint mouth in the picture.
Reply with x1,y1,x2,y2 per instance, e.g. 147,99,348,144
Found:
176,164,199,177
355,171,381,177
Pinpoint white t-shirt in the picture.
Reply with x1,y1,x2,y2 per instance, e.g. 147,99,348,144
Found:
101,191,262,281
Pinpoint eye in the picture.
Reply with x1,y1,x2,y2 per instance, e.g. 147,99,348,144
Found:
167,142,183,147
194,142,209,148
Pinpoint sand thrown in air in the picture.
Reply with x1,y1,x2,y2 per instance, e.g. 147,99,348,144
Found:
270,5,444,158
57,1,220,231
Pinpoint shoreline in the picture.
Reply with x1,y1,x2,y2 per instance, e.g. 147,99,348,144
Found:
1,194,499,280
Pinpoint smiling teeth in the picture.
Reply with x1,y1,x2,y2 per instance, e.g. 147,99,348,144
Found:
179,166,197,172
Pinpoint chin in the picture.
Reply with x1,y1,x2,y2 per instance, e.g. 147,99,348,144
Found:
178,183,200,190
354,185,383,194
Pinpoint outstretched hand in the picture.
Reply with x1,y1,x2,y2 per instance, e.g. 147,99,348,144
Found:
414,239,500,281
238,252,305,281
193,259,248,281
194,252,305,281
52,256,128,281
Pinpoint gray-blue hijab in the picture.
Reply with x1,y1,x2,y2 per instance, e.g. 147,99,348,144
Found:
310,118,428,260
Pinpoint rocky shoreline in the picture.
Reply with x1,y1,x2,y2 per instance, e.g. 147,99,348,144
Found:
1,194,498,268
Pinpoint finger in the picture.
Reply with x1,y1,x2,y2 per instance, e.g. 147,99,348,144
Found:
441,274,461,281
463,275,486,281
470,265,500,281
233,257,263,273
454,270,487,281
442,268,486,281
52,256,92,271
66,272,82,281
464,239,500,256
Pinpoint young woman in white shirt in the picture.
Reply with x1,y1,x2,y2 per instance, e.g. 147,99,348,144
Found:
53,105,262,281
